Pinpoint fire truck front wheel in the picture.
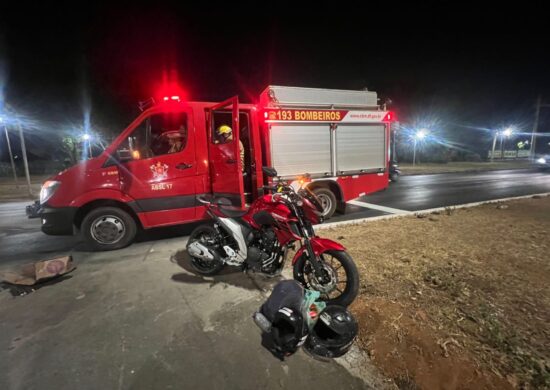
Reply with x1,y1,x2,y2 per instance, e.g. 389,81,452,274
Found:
312,187,337,219
81,207,137,251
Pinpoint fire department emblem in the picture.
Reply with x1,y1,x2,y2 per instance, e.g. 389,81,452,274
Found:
150,161,169,179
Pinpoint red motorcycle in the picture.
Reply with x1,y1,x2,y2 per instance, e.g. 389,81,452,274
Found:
186,167,359,306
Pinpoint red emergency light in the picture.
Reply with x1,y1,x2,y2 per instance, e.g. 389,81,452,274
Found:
163,96,181,102
382,111,396,122
156,80,186,105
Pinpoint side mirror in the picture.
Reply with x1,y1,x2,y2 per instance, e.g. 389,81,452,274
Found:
262,166,278,177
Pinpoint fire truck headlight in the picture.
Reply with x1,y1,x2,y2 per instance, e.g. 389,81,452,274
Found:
40,180,61,204
537,157,546,164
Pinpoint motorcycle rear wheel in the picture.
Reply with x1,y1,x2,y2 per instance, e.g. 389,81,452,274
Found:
186,225,225,276
293,250,359,307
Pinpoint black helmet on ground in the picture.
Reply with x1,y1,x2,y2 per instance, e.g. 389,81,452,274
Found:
270,307,308,357
303,305,358,359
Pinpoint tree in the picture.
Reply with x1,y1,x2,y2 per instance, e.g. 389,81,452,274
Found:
61,136,81,166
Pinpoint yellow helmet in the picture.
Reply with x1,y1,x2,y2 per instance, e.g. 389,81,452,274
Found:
217,125,232,135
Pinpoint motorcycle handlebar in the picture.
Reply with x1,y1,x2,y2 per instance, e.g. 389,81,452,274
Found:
263,184,296,195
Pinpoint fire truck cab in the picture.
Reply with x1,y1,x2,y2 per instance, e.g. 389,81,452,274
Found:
28,86,394,250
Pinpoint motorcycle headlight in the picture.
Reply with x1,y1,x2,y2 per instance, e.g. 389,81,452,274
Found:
537,157,547,164
40,180,61,204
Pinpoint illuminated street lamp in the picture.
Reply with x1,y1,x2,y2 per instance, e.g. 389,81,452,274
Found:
500,127,514,157
490,127,514,162
413,129,428,166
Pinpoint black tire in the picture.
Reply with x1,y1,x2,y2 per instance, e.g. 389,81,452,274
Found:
186,224,224,276
293,250,359,307
81,207,137,251
390,173,399,182
311,187,337,219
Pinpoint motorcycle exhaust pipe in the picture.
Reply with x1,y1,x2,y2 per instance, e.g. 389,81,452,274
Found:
187,241,215,261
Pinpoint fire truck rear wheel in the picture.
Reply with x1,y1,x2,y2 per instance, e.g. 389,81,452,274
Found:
312,188,337,219
81,207,137,251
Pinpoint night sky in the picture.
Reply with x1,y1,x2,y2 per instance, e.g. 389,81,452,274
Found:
1,3,550,159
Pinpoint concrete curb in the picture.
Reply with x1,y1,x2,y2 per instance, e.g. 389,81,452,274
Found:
400,167,534,176
316,192,550,230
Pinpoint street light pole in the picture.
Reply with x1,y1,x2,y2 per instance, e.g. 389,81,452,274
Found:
412,129,427,166
500,128,513,159
530,95,541,160
491,131,498,162
413,138,417,166
4,125,19,187
17,120,33,197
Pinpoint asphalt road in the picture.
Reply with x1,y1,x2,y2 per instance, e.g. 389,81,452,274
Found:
0,168,549,389
330,168,550,222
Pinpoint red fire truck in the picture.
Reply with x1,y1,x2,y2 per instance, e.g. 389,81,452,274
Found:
27,85,394,250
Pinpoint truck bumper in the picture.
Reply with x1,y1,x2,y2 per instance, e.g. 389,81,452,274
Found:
27,202,77,235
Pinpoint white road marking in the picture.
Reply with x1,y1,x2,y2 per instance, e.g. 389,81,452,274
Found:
347,200,411,215
317,192,550,230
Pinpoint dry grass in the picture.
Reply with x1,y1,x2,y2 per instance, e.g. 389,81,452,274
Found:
321,196,550,389
0,175,48,201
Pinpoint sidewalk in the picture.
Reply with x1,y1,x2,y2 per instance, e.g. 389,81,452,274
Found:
399,160,532,175
0,233,389,390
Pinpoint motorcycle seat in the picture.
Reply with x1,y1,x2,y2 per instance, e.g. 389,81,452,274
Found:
218,205,248,218
198,195,248,218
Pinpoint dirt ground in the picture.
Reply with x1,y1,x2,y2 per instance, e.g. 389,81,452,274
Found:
0,175,49,201
321,196,550,389
399,161,531,175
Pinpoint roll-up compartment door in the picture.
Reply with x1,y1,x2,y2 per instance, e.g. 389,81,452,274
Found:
270,124,331,177
336,124,385,172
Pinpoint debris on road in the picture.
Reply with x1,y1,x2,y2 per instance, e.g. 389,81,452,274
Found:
0,256,75,286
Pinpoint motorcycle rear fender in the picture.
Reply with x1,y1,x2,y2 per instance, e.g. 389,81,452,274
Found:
291,237,346,265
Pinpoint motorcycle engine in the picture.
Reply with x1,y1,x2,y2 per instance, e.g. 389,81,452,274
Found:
246,228,282,274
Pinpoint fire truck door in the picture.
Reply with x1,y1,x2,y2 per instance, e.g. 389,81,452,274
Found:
207,97,245,207
115,110,198,225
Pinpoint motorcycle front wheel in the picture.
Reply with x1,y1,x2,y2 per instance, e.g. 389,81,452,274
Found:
293,250,359,307
186,224,225,276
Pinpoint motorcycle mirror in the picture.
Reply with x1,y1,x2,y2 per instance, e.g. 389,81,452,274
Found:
262,166,278,177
